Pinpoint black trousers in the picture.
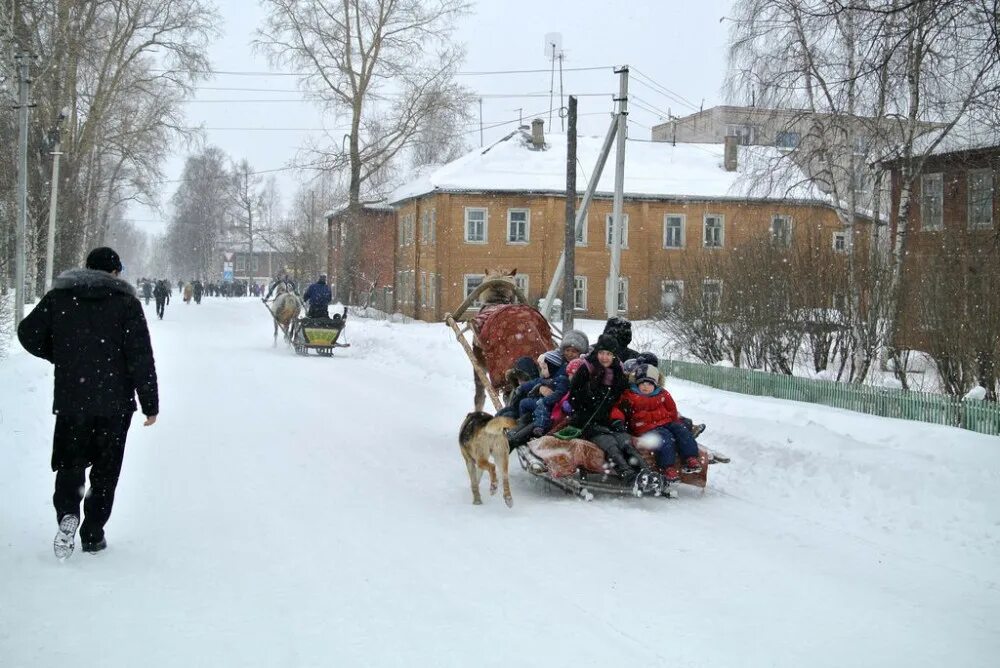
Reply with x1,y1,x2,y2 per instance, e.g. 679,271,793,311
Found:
155,296,167,319
52,413,132,544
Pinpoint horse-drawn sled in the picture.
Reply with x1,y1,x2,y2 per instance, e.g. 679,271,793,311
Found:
291,308,351,357
264,287,350,357
446,270,726,505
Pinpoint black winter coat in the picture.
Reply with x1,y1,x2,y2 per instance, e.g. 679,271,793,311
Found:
567,353,627,431
17,268,159,417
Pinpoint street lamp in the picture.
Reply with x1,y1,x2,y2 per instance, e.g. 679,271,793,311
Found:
44,106,69,292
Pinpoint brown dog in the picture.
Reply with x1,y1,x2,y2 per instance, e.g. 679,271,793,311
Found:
459,412,517,508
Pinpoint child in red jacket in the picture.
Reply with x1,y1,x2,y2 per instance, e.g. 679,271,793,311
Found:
618,363,701,482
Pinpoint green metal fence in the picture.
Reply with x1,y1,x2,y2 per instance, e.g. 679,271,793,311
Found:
662,359,1000,437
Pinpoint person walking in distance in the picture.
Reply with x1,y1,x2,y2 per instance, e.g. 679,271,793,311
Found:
153,279,170,320
17,246,159,559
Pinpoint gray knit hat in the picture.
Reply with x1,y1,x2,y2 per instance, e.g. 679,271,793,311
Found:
560,329,589,354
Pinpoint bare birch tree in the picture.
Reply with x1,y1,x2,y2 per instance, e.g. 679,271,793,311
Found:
256,0,472,302
726,0,1000,386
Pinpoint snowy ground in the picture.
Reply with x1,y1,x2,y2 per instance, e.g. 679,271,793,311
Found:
1,298,998,668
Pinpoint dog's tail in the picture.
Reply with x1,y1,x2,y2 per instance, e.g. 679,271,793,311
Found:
459,411,495,445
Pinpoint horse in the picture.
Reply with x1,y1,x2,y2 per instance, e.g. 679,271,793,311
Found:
469,267,550,412
268,284,301,347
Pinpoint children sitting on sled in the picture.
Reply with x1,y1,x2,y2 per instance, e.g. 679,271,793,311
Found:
618,363,702,483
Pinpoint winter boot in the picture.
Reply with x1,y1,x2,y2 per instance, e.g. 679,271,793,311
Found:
663,466,681,483
635,469,666,496
505,422,537,451
82,538,107,554
682,456,702,474
53,514,79,561
691,423,706,438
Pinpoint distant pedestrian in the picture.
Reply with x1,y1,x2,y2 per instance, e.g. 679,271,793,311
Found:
17,247,159,560
154,279,170,319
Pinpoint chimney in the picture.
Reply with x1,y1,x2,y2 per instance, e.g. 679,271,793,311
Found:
531,118,544,148
724,135,738,171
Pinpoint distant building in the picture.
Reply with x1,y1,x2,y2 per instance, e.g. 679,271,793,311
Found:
388,121,858,321
325,203,396,310
652,105,941,216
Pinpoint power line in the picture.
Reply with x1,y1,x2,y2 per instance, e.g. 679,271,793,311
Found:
630,67,700,111
151,65,614,77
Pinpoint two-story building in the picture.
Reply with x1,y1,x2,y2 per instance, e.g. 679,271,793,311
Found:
890,143,999,349
325,202,396,310
387,122,856,321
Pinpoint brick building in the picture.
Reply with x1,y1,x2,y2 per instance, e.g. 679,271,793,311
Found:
388,124,856,321
325,203,396,309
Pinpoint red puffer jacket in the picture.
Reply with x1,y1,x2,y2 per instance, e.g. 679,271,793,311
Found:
619,387,678,435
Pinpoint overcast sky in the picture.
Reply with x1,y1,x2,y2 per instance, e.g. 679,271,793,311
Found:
130,0,734,235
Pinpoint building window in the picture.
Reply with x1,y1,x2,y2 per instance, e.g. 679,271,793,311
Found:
429,210,436,243
465,208,487,243
574,213,588,246
726,124,754,145
235,257,246,272
507,209,530,243
851,169,871,197
605,213,629,247
833,231,847,253
852,135,870,156
407,214,416,245
704,214,724,248
920,173,943,231
606,276,628,312
573,276,587,310
513,274,528,298
775,131,800,149
968,169,994,229
463,274,485,308
664,214,685,249
420,212,430,244
771,214,792,247
420,271,428,307
661,280,684,312
702,279,723,315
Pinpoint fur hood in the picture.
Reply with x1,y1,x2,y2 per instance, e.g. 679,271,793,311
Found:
52,268,137,299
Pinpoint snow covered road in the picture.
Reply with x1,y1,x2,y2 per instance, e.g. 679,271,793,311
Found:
2,298,998,667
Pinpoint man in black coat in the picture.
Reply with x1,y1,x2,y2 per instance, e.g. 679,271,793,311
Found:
17,246,159,559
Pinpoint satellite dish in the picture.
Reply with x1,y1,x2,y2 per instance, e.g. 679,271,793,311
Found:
544,33,563,59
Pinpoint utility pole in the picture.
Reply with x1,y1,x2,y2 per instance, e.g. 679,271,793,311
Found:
478,98,483,147
607,65,629,319
44,108,67,292
562,96,577,331
13,52,33,328
245,170,254,285
309,189,316,277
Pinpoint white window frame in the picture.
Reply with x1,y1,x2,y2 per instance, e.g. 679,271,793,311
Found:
726,124,754,145
420,211,430,244
605,276,629,313
513,274,528,299
573,276,587,311
463,274,485,308
833,231,848,253
702,279,723,315
574,212,589,246
464,207,488,243
507,208,530,244
852,135,870,156
968,168,994,230
661,279,684,311
605,213,629,248
420,271,428,307
663,213,685,249
429,209,437,243
703,214,725,248
771,214,793,247
920,173,944,231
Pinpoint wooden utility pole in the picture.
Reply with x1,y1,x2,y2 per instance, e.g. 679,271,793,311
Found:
14,52,33,328
562,96,577,331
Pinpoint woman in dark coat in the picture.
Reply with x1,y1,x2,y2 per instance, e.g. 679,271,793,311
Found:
568,334,652,482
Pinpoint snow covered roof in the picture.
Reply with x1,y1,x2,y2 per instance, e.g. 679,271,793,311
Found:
323,201,395,219
389,130,831,206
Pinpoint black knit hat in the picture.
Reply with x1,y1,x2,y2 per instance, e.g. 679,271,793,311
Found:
594,334,619,357
85,246,123,274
